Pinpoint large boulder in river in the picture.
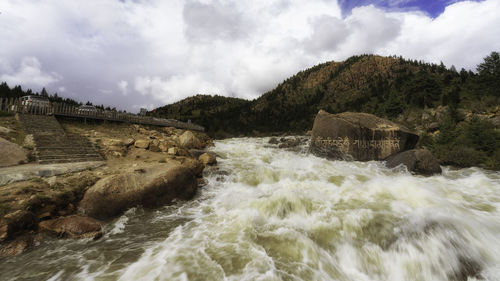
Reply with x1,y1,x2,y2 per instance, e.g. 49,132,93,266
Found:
310,111,419,161
0,137,28,167
386,149,442,175
79,164,197,219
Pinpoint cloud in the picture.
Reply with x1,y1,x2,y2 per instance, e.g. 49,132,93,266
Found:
183,0,252,43
303,15,349,53
0,0,499,112
134,74,223,104
0,57,61,89
118,80,128,96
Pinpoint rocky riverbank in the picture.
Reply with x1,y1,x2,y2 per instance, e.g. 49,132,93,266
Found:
0,117,216,257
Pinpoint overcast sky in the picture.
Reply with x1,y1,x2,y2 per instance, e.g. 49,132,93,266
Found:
1,0,499,112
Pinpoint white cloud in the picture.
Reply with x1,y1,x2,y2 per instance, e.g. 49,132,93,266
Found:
134,74,223,104
0,57,61,89
118,80,128,96
0,0,499,112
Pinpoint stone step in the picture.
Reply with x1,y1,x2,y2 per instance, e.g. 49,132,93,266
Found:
37,154,102,159
39,158,103,164
19,114,104,164
35,146,97,153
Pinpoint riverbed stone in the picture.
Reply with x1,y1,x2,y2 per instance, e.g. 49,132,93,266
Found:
310,110,419,161
179,131,202,149
168,147,179,155
386,148,442,175
0,137,28,167
2,210,37,239
39,215,103,239
134,139,150,149
199,152,217,166
0,235,35,258
79,164,197,219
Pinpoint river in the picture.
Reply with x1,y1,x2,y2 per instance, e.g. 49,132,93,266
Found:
1,137,500,281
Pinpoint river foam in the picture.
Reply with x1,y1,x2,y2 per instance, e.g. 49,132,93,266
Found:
1,137,499,281
117,138,500,281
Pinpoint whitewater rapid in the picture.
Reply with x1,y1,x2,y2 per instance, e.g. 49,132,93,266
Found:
1,137,500,281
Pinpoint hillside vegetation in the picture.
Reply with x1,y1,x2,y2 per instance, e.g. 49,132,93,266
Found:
153,53,500,169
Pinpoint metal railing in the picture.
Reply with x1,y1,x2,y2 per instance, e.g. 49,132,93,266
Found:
0,97,204,131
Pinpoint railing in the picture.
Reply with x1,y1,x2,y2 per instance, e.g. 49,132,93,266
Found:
0,97,204,131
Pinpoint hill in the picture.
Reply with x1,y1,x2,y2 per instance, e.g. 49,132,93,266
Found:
153,53,500,169
154,54,496,133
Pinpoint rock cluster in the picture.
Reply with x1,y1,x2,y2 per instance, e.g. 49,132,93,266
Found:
0,122,217,257
97,125,211,159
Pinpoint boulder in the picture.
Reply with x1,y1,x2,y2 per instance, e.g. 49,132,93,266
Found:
39,215,103,239
0,137,28,167
1,210,37,240
179,131,202,149
134,139,150,149
386,149,442,175
268,137,279,144
79,165,197,219
0,235,35,258
168,147,179,155
124,138,135,147
199,153,217,166
278,137,303,149
310,111,419,161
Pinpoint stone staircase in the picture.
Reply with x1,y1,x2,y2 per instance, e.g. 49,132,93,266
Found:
17,114,103,164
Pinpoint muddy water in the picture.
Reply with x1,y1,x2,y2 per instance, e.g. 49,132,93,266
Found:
1,137,500,281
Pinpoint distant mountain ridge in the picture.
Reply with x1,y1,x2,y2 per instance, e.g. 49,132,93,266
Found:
153,54,490,136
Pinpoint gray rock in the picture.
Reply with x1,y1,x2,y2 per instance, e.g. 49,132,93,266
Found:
310,111,419,161
386,149,442,175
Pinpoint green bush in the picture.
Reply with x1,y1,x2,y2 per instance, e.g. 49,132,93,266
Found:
459,117,499,155
434,145,487,168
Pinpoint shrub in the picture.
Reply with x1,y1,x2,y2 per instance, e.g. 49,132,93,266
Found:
434,145,487,168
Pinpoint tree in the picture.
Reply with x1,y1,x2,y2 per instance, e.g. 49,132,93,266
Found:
0,82,10,98
40,87,48,97
477,51,500,96
477,51,500,76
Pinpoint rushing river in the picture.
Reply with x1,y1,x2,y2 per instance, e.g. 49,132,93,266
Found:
2,137,500,281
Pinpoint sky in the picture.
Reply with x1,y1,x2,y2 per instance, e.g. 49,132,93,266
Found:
0,0,499,112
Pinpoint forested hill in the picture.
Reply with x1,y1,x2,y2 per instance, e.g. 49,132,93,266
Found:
153,53,499,137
